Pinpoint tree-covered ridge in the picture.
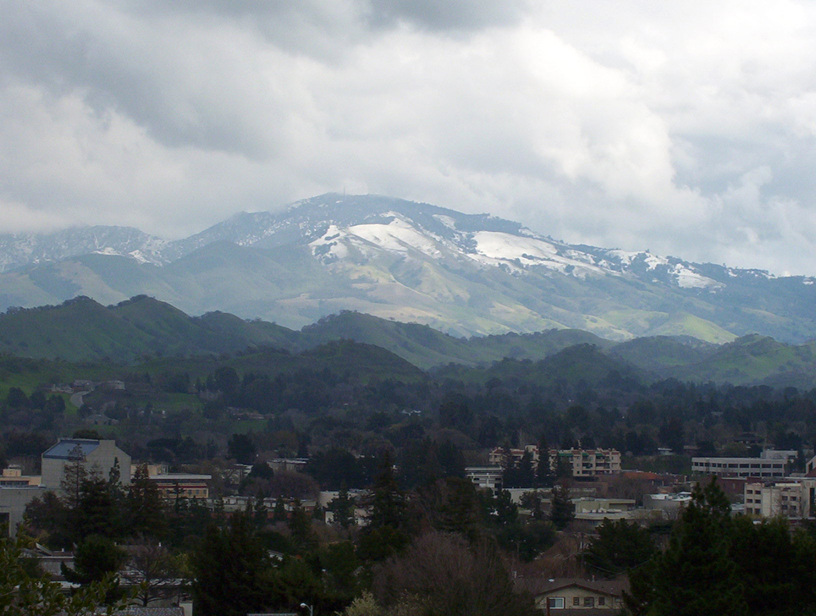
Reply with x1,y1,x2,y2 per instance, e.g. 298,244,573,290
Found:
3,296,816,388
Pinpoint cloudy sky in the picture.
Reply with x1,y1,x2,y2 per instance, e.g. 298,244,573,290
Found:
3,1,816,275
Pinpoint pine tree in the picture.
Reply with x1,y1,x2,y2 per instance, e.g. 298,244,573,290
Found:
272,498,287,523
74,473,118,540
192,511,274,616
126,464,167,540
328,485,355,529
626,479,748,616
583,518,656,578
60,444,88,511
365,453,405,531
287,498,317,553
549,481,574,530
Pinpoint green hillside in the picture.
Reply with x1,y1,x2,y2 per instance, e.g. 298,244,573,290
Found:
2,296,816,387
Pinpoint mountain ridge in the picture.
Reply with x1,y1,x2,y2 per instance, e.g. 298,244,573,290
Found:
1,193,814,343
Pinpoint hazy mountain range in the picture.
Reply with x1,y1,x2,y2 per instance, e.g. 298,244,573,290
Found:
1,193,815,343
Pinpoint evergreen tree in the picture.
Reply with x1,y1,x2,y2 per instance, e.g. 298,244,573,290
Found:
365,453,406,531
272,498,287,523
583,518,656,578
192,511,275,616
549,481,574,530
74,474,118,540
253,491,269,530
126,464,167,540
287,499,317,553
328,485,355,529
60,444,88,512
626,479,747,616
358,454,409,561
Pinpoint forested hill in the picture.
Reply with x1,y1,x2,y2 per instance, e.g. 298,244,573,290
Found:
2,295,816,388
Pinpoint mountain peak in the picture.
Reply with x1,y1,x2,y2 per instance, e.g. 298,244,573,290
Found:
1,194,816,343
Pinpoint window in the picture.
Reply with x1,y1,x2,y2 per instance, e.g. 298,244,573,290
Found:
599,597,605,606
584,597,595,607
573,597,580,606
547,597,564,609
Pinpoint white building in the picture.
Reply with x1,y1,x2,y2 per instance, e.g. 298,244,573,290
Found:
465,466,503,490
41,438,131,490
744,478,816,518
692,457,786,479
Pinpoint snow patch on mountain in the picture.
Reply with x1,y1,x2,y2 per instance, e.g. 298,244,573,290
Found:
309,225,349,263
432,214,457,230
468,231,606,277
349,217,442,258
672,264,722,289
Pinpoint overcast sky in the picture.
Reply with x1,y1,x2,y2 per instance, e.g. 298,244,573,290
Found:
3,1,816,275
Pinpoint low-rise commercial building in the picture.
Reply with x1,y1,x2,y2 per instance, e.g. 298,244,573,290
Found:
692,457,786,479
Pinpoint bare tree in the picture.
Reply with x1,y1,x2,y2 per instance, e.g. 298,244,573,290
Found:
372,532,537,616
120,538,184,606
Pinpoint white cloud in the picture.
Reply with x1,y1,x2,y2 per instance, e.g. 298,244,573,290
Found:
2,1,816,274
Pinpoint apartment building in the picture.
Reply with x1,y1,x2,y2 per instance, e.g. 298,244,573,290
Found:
549,448,622,478
488,445,541,470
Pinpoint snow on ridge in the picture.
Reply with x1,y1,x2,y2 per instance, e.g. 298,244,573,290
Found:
672,264,721,289
467,231,607,277
432,214,457,229
606,249,640,265
472,231,557,261
644,253,668,270
309,224,349,262
347,218,442,258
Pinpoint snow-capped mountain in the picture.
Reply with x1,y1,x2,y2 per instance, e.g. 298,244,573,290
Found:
0,226,169,272
0,194,813,342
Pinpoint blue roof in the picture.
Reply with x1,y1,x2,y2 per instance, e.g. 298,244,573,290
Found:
42,439,100,460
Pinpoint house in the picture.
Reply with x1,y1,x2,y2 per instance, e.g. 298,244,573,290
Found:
520,577,628,612
41,438,131,490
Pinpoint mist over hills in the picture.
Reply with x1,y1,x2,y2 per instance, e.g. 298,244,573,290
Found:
1,194,815,343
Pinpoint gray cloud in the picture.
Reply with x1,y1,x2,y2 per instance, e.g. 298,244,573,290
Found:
367,0,532,31
2,1,816,274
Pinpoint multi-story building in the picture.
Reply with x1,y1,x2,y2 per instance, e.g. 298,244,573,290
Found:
549,448,622,478
465,466,503,490
692,457,787,479
744,478,816,518
41,438,131,490
488,445,540,470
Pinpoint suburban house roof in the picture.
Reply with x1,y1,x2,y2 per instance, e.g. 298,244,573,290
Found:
517,576,629,598
42,439,101,460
